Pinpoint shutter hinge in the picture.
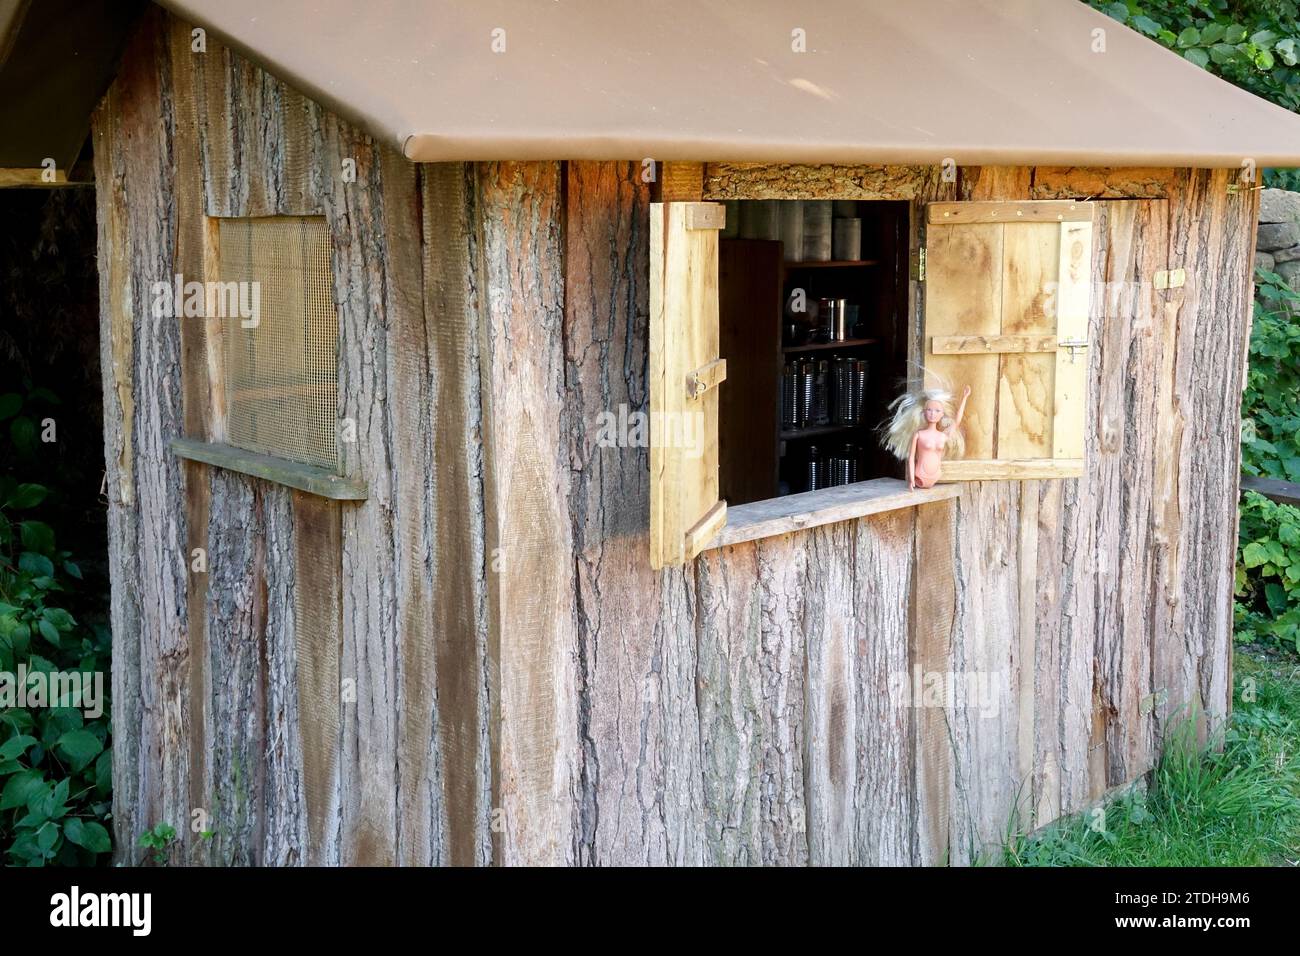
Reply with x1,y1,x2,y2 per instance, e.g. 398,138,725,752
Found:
1059,338,1090,363
911,248,926,282
686,358,727,399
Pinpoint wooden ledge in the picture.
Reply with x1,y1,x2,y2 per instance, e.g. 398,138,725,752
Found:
171,438,368,501
1241,474,1300,508
707,478,960,550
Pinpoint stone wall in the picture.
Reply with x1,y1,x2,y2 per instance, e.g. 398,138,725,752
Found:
1256,188,1300,286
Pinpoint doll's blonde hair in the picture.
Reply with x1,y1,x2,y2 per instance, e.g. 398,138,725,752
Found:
880,382,965,461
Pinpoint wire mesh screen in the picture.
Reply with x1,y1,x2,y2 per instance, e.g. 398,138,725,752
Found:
218,217,339,471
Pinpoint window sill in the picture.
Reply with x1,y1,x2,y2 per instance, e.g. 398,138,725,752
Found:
171,438,368,501
706,478,960,550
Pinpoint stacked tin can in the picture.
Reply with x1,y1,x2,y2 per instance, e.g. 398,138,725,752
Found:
781,362,797,430
783,355,868,431
780,360,821,430
804,442,862,492
806,445,823,492
832,357,869,425
827,444,859,486
813,360,830,425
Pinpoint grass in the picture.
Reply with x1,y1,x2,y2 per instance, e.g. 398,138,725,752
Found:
1005,645,1300,867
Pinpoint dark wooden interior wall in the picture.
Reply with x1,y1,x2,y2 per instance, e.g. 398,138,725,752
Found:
94,11,490,865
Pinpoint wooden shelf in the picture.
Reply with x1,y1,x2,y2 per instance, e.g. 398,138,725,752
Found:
783,259,880,270
780,423,870,441
783,337,877,354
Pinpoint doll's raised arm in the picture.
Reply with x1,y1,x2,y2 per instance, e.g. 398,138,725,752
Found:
947,385,972,435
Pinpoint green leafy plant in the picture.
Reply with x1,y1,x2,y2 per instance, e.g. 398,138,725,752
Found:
1235,269,1300,654
0,480,111,866
1242,269,1300,481
1237,491,1300,652
1092,0,1300,114
0,387,59,470
137,823,177,866
1265,167,1300,190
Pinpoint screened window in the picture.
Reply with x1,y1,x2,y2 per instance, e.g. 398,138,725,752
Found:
217,217,339,471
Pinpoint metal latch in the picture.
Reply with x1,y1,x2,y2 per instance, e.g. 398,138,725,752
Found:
686,358,727,399
910,248,926,282
1059,338,1090,363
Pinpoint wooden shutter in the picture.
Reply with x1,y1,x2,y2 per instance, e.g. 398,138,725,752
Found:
649,201,727,568
923,200,1094,481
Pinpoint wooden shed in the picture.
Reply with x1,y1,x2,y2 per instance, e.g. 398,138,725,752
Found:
24,0,1300,864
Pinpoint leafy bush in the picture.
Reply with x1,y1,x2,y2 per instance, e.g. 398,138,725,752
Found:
1237,491,1300,651
0,387,58,470
0,477,112,865
1242,269,1300,481
1092,0,1300,112
1089,0,1300,185
1237,270,1300,654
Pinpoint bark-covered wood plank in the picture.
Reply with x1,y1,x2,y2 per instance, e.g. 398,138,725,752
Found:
852,510,915,865
203,473,285,863
911,499,954,865
803,523,858,865
1156,169,1257,746
942,168,1032,865
422,163,492,866
1030,478,1064,828
182,457,212,865
704,163,936,200
1090,200,1166,786
260,482,306,864
1030,167,1175,200
93,9,194,863
947,481,1022,865
695,541,765,863
291,491,342,866
475,161,581,866
561,161,710,864
93,62,141,863
697,536,807,865
1015,479,1040,830
380,146,444,867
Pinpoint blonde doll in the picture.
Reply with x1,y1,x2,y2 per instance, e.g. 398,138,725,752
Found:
881,382,971,489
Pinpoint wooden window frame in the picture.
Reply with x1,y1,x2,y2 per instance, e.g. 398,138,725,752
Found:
651,195,962,565
170,215,368,501
653,179,1096,562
